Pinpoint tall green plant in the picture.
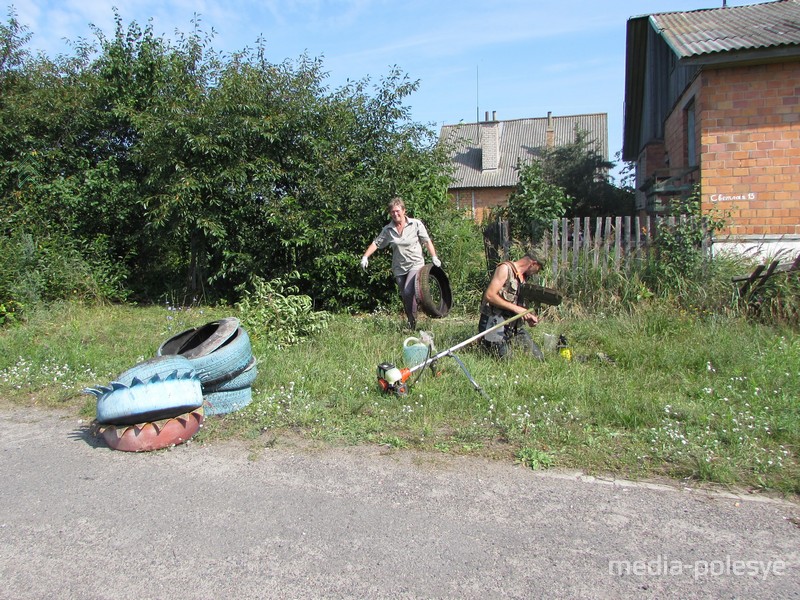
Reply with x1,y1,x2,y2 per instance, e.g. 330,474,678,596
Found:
506,160,569,246
540,129,634,217
642,187,727,303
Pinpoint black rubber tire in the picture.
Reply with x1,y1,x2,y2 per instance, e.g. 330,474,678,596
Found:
416,264,453,318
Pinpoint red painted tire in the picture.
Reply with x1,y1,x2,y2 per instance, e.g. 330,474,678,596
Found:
99,408,204,452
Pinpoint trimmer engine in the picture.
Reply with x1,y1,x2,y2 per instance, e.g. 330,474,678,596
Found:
376,362,411,396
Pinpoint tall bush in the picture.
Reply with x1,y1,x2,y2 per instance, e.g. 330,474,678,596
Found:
0,11,453,312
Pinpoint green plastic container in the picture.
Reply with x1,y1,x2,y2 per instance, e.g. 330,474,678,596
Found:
403,337,430,368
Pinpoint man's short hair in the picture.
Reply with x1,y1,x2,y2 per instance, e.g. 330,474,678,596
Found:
524,252,542,266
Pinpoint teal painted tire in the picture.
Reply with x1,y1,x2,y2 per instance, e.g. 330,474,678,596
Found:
114,355,196,387
203,386,253,416
204,357,257,393
157,317,239,357
190,327,252,386
91,370,203,425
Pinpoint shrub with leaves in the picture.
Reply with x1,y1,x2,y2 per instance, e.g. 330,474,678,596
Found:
235,273,330,349
506,160,570,245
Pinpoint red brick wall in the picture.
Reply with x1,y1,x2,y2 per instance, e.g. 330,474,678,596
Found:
696,62,800,237
450,187,513,222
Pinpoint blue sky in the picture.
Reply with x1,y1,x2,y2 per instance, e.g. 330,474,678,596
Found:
12,0,760,180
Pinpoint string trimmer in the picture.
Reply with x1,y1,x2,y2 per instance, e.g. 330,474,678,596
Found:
376,308,535,397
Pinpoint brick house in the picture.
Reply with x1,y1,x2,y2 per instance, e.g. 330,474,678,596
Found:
622,0,800,256
439,111,608,222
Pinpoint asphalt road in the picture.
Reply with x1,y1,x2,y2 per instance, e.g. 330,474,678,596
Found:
1,407,798,599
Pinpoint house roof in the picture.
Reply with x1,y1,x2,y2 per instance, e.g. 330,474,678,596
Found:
649,0,800,63
438,113,608,190
623,0,800,160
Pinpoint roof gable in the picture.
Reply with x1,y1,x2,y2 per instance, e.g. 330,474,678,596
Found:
439,113,608,189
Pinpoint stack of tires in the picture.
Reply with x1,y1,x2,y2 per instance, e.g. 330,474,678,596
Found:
85,317,256,452
157,317,257,417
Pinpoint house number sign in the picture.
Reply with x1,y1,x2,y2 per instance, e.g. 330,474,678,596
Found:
709,192,757,202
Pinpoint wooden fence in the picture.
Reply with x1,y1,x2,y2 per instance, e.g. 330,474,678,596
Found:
484,216,708,277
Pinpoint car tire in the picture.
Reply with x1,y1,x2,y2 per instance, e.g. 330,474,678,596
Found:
98,408,204,452
203,386,253,416
157,317,240,358
416,264,453,318
204,356,257,393
187,326,253,386
90,363,203,425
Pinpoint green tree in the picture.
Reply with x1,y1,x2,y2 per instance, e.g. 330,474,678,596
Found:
505,160,570,245
540,130,634,217
0,11,455,312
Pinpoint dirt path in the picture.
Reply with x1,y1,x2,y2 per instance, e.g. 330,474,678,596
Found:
1,406,798,599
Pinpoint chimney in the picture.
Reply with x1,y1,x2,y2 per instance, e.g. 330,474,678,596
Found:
546,111,555,148
481,110,500,170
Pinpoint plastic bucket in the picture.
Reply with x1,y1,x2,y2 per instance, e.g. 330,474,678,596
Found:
403,337,430,368
542,333,558,353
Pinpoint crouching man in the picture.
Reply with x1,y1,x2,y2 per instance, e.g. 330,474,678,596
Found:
478,253,544,359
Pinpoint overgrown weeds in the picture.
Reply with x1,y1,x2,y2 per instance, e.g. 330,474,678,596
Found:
1,301,796,495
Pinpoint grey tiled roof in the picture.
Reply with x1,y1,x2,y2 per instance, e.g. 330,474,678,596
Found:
438,114,608,189
650,0,800,58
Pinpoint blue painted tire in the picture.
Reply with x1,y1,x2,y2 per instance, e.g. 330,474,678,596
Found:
90,370,203,425
188,326,252,386
157,317,239,358
156,327,197,356
204,357,257,393
113,355,196,387
203,386,253,416
156,319,252,387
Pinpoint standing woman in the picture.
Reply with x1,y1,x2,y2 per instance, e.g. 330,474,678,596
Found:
361,197,441,330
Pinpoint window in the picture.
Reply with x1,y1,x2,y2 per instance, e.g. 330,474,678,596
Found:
686,100,697,167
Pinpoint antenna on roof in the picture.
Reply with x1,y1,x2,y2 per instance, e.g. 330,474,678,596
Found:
476,65,480,125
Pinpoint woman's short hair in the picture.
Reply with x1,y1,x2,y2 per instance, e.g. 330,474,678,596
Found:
387,196,405,212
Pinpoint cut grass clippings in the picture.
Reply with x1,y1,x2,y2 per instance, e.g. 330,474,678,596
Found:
0,301,797,496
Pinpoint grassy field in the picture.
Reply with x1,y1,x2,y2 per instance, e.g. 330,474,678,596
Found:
0,301,797,495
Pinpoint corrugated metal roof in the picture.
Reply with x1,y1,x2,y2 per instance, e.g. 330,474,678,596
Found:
438,114,608,189
651,0,800,58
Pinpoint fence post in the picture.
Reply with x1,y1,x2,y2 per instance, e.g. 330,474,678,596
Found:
583,216,591,266
593,218,602,267
572,217,580,269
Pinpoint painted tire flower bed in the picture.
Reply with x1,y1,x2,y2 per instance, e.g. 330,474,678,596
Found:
85,316,258,452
